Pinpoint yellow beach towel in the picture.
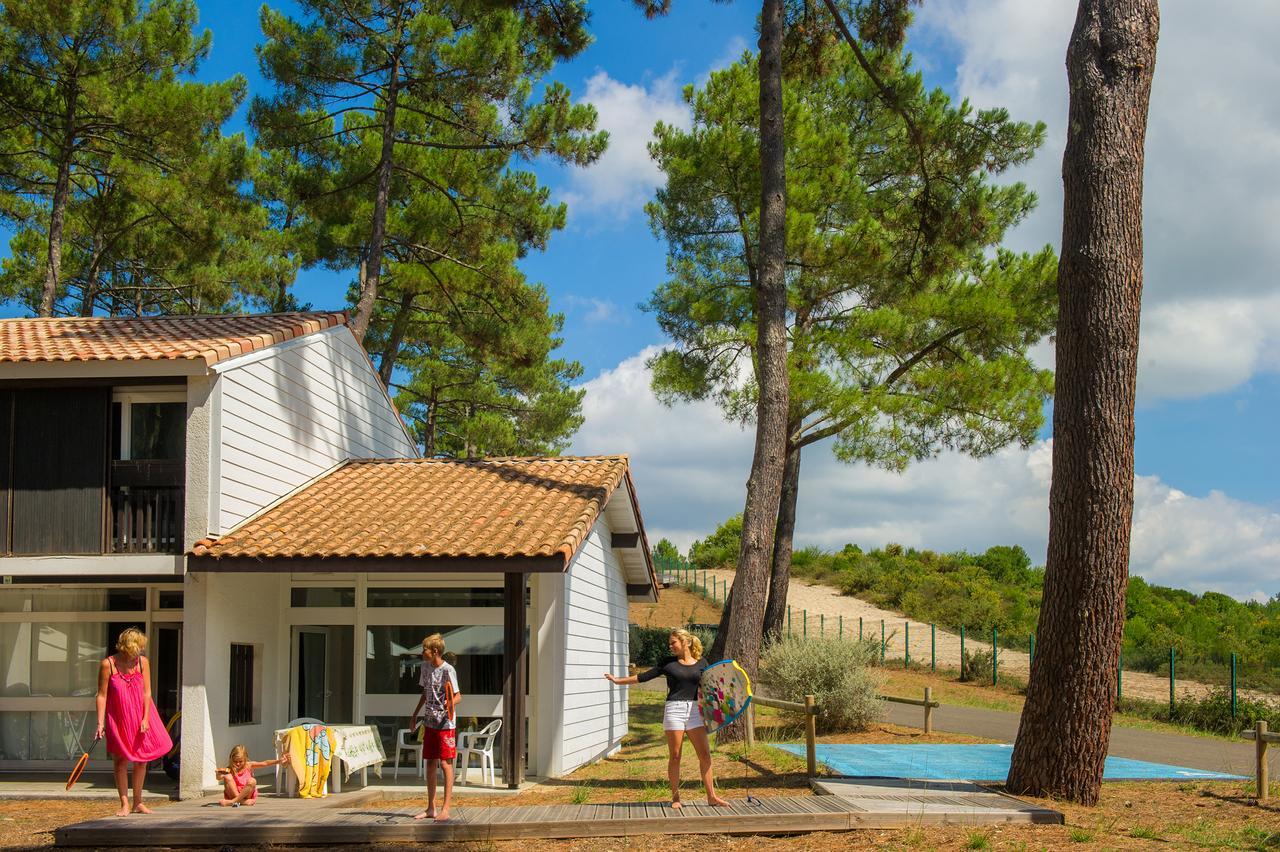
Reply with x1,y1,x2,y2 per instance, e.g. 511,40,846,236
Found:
284,724,334,798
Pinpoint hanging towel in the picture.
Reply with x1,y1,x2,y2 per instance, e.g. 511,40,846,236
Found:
284,724,334,798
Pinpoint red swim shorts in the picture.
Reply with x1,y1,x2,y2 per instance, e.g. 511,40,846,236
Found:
421,727,456,761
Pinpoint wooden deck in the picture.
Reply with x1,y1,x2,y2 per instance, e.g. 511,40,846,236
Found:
55,781,1061,846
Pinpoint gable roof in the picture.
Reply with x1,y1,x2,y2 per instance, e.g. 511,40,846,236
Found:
191,457,653,591
0,312,347,367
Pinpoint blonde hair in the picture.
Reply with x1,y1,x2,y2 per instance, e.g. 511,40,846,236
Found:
116,627,147,658
228,744,248,768
670,628,703,659
423,633,446,655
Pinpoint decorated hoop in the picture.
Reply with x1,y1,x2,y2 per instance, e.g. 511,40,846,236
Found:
697,659,753,734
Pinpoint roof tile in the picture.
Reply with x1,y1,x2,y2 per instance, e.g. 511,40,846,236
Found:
0,312,347,366
191,456,632,563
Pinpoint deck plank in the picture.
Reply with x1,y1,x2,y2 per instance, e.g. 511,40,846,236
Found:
53,784,1063,847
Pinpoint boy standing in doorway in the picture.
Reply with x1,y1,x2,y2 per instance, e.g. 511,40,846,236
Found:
411,633,461,821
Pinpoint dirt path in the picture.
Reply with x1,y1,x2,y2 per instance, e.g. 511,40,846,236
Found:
700,569,1275,705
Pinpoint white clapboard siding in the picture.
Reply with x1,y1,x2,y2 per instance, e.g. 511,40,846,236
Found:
556,521,629,774
214,326,417,532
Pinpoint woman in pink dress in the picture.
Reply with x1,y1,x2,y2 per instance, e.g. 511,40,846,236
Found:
94,628,172,816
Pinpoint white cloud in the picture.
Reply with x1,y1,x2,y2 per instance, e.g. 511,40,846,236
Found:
572,349,1280,602
561,295,626,324
918,0,1280,401
559,70,691,222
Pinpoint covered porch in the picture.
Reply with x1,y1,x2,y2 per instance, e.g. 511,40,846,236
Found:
180,456,656,800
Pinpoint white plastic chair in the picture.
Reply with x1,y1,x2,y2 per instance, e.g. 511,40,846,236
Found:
393,728,423,779
275,717,325,795
456,719,502,786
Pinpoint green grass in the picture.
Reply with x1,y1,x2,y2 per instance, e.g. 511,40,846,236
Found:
1129,825,1162,840
1068,826,1095,843
568,784,592,804
963,829,991,849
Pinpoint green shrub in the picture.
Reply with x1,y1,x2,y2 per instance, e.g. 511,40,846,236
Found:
628,624,719,667
629,626,672,666
962,649,993,683
1120,689,1280,736
760,636,882,733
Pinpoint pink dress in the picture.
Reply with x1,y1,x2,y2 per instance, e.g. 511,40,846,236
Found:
104,656,172,763
225,765,257,802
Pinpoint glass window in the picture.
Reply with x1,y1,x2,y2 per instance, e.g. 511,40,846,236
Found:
291,588,355,608
229,644,257,725
0,622,109,698
0,588,147,613
0,710,93,761
129,402,185,460
156,590,184,610
364,625,504,695
366,588,504,608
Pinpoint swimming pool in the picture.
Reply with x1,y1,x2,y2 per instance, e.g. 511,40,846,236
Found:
769,743,1244,781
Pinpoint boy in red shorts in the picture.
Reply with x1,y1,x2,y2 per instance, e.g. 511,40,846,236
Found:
411,633,461,821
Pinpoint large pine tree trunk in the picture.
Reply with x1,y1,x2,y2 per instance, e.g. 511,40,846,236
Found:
708,0,791,742
1006,0,1159,805
763,441,801,643
351,57,401,343
378,289,415,386
40,121,77,317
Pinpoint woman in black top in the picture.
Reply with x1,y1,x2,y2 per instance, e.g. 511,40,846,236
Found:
604,628,728,808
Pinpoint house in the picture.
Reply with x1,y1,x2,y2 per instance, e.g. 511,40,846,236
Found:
0,312,657,798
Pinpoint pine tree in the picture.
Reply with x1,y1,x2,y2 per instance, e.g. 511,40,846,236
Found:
647,47,1056,642
0,0,249,315
251,0,606,343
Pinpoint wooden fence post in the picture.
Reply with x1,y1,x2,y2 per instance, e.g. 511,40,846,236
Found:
1259,720,1270,802
924,687,933,734
804,694,817,778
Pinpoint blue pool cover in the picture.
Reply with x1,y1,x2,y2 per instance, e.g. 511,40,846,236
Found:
770,743,1243,781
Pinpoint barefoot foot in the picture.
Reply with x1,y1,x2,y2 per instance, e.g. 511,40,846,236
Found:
435,809,450,822
670,800,682,810
114,805,130,817
132,804,153,814
413,809,436,821
707,795,729,807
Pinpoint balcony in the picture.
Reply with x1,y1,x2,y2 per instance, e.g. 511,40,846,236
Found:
108,461,184,554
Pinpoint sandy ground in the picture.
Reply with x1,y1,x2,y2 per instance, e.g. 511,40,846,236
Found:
703,569,1276,705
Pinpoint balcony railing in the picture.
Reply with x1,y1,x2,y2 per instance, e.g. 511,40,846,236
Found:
108,461,184,554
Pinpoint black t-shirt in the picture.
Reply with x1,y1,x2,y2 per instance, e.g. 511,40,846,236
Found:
637,657,707,702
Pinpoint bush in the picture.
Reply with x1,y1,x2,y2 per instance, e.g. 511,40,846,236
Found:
629,624,718,667
1122,689,1280,736
760,636,883,733
961,649,993,683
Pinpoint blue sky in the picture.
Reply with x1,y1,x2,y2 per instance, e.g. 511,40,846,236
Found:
4,0,1279,598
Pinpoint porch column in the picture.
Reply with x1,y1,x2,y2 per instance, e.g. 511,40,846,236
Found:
502,571,527,788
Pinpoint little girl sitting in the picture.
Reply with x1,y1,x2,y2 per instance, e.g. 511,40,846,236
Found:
216,745,285,807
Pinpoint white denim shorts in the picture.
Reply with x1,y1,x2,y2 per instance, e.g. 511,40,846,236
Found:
662,699,705,732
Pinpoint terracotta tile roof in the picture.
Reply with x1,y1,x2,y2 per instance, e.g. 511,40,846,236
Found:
191,456,633,563
0,312,348,366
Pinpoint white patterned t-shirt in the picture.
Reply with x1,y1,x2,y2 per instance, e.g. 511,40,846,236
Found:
418,661,460,731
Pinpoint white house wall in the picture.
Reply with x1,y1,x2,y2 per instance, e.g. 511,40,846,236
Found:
212,327,417,533
555,520,629,775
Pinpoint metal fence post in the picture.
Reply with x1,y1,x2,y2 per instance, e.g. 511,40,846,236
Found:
787,606,792,636
1169,647,1176,712
839,614,844,639
859,616,863,641
904,622,910,668
1118,649,1123,702
820,613,825,636
1029,634,1035,667
992,627,999,686
924,686,934,734
881,620,886,664
931,623,936,672
960,626,966,680
1231,653,1238,719
803,609,808,638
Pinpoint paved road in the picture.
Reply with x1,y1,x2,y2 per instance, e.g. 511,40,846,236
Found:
881,701,1268,778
